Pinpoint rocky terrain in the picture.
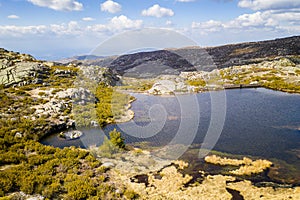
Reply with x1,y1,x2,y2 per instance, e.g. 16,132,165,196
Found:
0,49,138,199
1,35,300,199
93,149,300,200
117,56,299,95
176,35,300,69
0,48,51,87
65,35,300,94
0,48,130,139
180,56,300,93
75,36,300,78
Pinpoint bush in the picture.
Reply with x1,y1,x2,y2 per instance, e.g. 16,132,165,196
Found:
97,137,119,158
186,79,206,87
38,91,46,96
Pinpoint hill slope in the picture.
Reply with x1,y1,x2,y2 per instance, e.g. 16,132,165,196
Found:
78,36,300,78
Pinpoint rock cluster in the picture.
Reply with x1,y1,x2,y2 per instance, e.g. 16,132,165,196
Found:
147,75,192,95
55,87,94,105
78,65,120,86
95,148,172,176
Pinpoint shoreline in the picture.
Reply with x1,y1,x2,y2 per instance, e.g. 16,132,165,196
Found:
120,85,300,99
41,87,300,185
95,148,300,199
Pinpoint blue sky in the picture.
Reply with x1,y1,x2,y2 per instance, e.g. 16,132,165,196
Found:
0,0,299,60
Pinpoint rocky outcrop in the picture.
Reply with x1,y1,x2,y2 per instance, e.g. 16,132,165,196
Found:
78,65,120,86
55,87,94,105
147,75,192,95
94,148,172,176
0,48,52,86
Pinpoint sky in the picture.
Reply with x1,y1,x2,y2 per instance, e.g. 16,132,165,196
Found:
0,0,299,60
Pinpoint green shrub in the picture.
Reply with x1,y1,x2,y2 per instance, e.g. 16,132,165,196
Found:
186,79,206,87
97,137,119,158
124,189,139,199
38,91,46,96
51,88,62,94
109,129,125,149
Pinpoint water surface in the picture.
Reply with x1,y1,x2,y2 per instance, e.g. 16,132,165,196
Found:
41,88,300,182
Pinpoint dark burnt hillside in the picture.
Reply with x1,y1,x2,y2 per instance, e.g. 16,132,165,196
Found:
204,35,300,68
108,50,195,78
81,36,300,77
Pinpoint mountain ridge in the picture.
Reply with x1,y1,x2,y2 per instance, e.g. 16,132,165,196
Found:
70,35,299,78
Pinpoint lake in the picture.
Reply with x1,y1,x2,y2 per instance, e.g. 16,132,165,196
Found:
41,88,300,183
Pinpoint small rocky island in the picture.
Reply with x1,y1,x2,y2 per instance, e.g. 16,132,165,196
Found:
59,130,83,140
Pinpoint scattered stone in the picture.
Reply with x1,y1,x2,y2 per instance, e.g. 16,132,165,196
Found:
14,132,22,138
6,192,44,200
101,162,115,169
90,120,99,127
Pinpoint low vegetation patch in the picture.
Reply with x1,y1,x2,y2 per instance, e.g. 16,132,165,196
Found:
205,155,273,176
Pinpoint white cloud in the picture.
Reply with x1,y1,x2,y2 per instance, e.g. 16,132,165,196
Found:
7,15,20,19
109,15,142,30
49,21,82,35
192,20,223,31
100,0,121,13
0,25,47,37
227,10,300,29
226,12,266,28
238,0,300,11
88,15,143,33
268,9,300,22
82,17,95,21
0,15,143,38
166,20,173,26
192,9,300,34
142,4,174,18
27,0,83,11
